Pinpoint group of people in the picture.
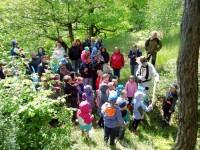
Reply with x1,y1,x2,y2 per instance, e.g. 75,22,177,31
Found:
0,31,178,148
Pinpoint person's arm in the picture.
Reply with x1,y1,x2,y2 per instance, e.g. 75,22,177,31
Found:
116,107,124,126
128,50,132,58
109,55,112,66
157,39,162,51
121,54,125,67
145,38,150,51
141,102,153,112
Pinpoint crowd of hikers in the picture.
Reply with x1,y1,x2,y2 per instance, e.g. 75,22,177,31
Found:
0,31,178,148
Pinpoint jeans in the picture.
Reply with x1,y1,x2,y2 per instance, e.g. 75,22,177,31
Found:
130,64,138,76
104,126,117,146
116,126,125,140
71,59,81,72
113,69,121,78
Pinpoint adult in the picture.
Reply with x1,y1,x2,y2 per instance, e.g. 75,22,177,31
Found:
76,39,83,52
91,55,104,90
96,37,103,50
52,40,65,62
37,47,45,58
37,55,49,77
110,47,124,78
100,47,109,64
58,58,73,80
68,41,81,72
136,56,159,93
128,45,142,76
28,52,41,74
80,60,93,86
145,31,162,66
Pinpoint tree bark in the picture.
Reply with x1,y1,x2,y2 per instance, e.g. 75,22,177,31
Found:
67,23,74,43
173,0,200,150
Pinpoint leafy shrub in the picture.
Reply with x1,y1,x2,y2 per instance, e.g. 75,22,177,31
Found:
0,76,72,150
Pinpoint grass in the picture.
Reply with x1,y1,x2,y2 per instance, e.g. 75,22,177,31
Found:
70,29,200,150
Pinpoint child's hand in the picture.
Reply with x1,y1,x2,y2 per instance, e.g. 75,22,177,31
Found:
148,104,153,110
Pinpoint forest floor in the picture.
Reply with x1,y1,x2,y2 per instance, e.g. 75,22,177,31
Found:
70,29,200,150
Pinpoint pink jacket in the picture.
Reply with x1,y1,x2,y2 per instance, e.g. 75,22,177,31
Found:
77,101,94,124
81,50,90,63
125,80,137,98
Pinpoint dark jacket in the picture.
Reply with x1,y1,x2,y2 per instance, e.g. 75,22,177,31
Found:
64,82,78,108
128,49,142,65
80,63,93,78
37,63,48,77
68,45,81,60
101,51,110,63
29,57,41,73
145,38,162,54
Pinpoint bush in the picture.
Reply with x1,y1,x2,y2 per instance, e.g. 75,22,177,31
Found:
0,76,72,150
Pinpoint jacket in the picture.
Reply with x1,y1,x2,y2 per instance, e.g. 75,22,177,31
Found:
68,45,81,60
101,51,110,63
101,102,124,128
128,49,142,65
110,51,124,69
145,38,162,54
125,80,137,98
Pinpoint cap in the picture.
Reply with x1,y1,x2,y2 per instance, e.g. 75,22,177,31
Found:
108,92,118,103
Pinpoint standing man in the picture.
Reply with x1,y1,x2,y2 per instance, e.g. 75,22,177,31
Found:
145,31,162,66
128,45,142,76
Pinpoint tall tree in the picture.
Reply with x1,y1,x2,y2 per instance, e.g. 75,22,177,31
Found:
174,0,200,149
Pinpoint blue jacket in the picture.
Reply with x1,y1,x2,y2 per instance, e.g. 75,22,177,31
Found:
101,102,124,128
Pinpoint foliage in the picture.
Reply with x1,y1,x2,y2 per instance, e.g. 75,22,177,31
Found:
145,0,183,34
0,75,72,150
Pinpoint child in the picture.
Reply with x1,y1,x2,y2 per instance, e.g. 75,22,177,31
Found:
125,75,137,112
82,85,95,112
77,101,94,139
81,46,91,63
96,70,103,90
108,82,116,94
101,92,124,147
116,100,130,140
116,84,124,97
162,83,178,125
132,91,153,134
96,74,109,127
116,90,128,104
80,61,93,86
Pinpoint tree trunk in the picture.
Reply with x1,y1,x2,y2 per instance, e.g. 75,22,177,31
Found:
89,24,96,37
173,0,200,150
67,23,74,43
88,7,95,37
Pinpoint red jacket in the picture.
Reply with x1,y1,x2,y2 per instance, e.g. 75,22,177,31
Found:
110,51,124,69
